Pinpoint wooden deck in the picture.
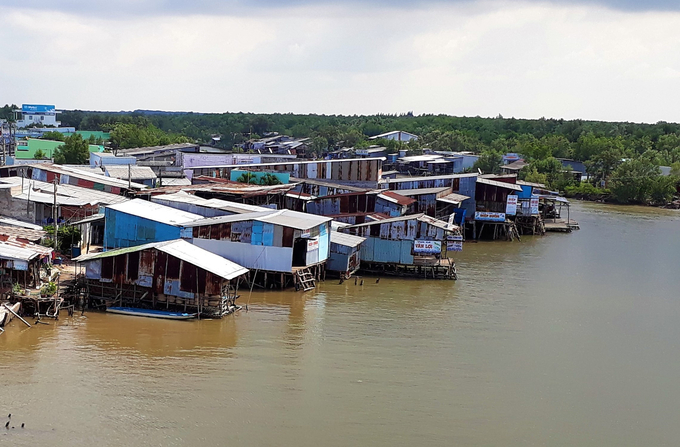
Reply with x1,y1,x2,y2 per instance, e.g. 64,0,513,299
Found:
544,219,580,232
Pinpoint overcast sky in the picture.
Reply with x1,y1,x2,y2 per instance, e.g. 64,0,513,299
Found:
3,0,680,122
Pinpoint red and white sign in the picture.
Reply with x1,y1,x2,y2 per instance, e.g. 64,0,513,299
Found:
307,238,319,251
506,195,518,215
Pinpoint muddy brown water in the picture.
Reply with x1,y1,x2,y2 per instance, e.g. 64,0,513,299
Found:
1,202,679,446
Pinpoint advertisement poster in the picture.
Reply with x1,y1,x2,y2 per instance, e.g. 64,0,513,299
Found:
530,197,540,215
413,240,442,254
506,195,518,215
307,238,319,251
474,211,506,222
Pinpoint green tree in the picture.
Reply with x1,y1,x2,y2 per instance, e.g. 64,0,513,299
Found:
473,151,502,174
41,131,66,141
609,159,673,204
34,149,47,160
53,134,90,164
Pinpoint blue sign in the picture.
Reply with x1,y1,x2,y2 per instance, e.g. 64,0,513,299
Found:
22,104,56,113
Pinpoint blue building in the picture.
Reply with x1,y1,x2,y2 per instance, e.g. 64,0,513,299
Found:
104,199,203,250
341,213,461,279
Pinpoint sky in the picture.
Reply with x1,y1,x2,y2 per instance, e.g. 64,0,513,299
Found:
3,0,680,123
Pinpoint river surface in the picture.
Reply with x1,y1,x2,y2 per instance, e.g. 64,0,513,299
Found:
1,202,679,446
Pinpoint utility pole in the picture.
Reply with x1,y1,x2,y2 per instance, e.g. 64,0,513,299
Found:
128,163,131,190
53,178,58,253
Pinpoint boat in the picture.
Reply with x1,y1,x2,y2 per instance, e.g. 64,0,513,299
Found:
0,302,22,327
106,307,197,320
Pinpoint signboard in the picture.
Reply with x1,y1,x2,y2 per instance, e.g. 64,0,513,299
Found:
22,104,55,113
307,238,319,251
446,241,463,252
530,196,539,215
301,229,311,238
506,195,518,215
413,240,442,254
474,211,505,222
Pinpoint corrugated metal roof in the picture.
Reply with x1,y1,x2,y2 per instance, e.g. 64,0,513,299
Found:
0,217,43,230
344,213,459,232
437,192,471,205
186,209,331,230
106,199,204,226
0,177,129,207
151,192,268,214
189,157,386,170
116,143,198,156
391,187,451,196
0,226,45,242
74,239,248,280
516,180,546,188
105,165,158,180
0,239,52,262
476,177,523,191
28,163,148,190
381,172,478,184
330,231,366,248
378,190,417,206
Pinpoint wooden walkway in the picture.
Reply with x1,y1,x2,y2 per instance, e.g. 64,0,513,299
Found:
544,219,580,232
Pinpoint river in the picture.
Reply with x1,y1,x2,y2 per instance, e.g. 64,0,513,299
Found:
1,202,679,446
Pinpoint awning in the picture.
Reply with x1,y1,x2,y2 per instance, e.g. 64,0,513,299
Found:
437,193,471,205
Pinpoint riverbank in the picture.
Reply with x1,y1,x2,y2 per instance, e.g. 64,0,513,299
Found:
2,202,680,446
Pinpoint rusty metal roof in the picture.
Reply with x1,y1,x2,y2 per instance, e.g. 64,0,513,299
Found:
0,226,45,242
74,239,248,280
0,237,53,261
378,190,417,206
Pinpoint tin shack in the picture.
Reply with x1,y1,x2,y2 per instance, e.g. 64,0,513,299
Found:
74,239,248,318
186,209,332,291
327,231,366,279
104,199,204,250
340,213,461,279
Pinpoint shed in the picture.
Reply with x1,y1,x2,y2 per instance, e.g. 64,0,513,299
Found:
75,239,248,317
341,213,461,279
186,209,332,274
103,199,204,250
328,231,366,277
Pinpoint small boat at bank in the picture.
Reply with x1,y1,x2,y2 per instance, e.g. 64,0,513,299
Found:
106,307,197,320
0,302,22,327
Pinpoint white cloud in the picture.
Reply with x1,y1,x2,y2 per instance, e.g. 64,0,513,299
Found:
3,2,680,122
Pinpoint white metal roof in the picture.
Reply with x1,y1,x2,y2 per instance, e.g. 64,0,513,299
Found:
0,177,129,207
0,217,43,230
344,213,459,232
106,199,204,226
330,231,366,248
105,165,158,180
392,187,451,196
0,240,52,262
381,172,478,184
74,239,248,280
186,209,331,230
151,192,268,214
30,163,148,190
476,177,523,191
437,192,471,205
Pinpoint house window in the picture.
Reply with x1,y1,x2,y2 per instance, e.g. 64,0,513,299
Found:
41,116,44,121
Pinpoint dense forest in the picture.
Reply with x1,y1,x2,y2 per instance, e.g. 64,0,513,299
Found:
4,105,680,204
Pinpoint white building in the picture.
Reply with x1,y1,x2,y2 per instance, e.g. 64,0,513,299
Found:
15,104,61,128
369,130,419,142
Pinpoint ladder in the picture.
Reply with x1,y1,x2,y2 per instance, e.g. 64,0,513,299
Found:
296,268,316,292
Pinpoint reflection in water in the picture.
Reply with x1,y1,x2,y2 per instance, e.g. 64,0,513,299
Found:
1,203,680,446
